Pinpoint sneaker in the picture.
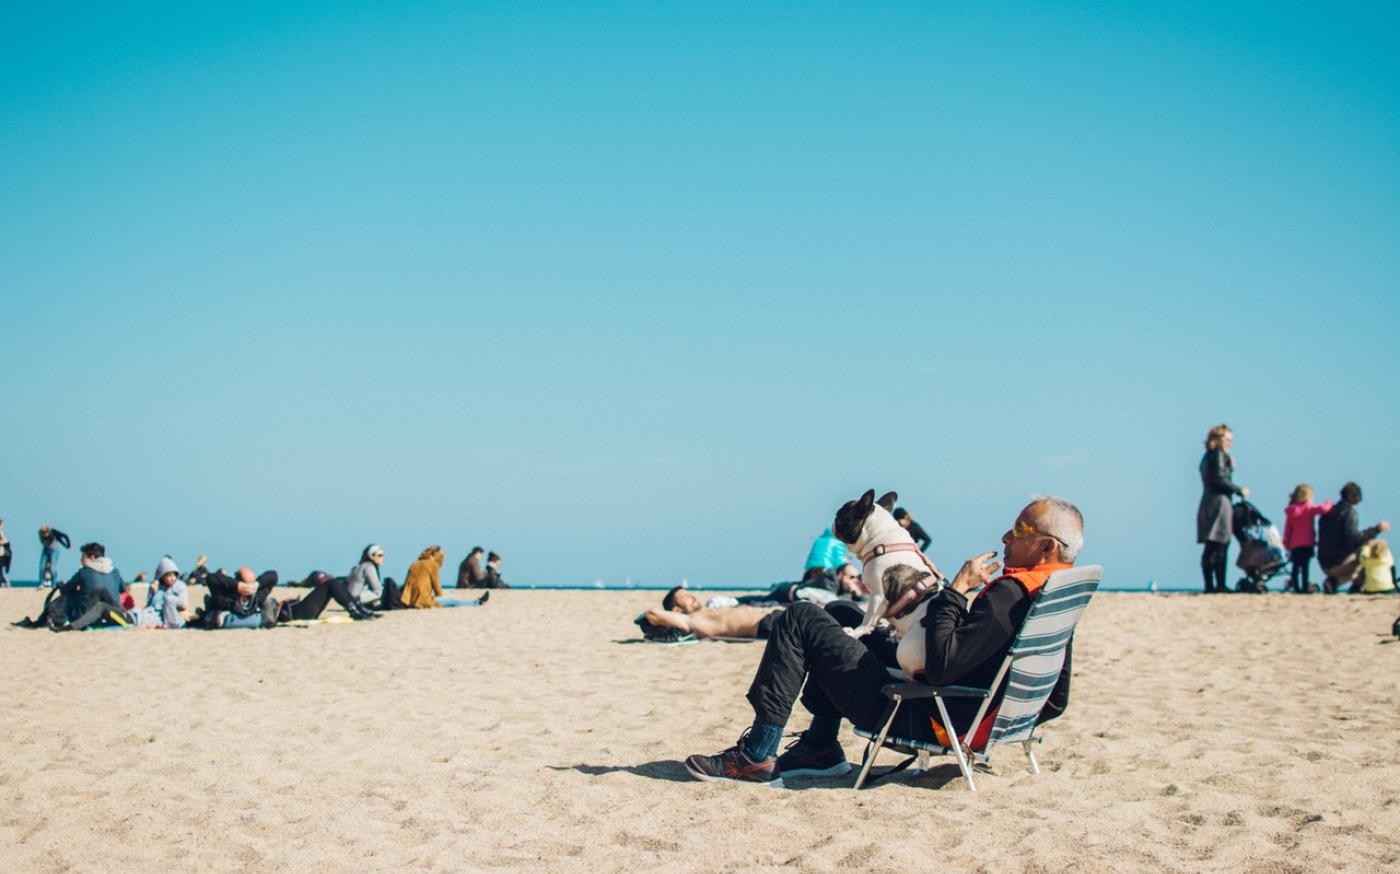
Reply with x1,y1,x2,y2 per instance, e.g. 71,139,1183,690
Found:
684,739,782,787
776,733,851,779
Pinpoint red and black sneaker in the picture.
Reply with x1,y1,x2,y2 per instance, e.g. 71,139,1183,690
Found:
684,739,782,787
775,732,851,779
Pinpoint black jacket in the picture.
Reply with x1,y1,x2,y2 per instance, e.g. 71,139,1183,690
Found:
201,570,279,620
1317,502,1381,569
1199,449,1242,497
906,519,932,551
920,577,1072,731
40,529,72,550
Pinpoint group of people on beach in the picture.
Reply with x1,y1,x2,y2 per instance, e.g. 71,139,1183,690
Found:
1196,424,1394,595
8,533,509,632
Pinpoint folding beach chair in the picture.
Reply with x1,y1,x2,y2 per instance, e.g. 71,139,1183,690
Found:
852,564,1101,791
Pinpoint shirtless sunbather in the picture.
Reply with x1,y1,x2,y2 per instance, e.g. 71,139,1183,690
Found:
644,588,781,640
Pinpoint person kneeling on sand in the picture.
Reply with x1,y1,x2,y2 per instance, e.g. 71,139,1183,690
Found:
683,496,1083,786
643,588,784,640
1317,482,1391,593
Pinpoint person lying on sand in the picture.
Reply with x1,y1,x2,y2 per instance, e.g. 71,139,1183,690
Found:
643,588,783,640
735,563,867,607
683,495,1084,786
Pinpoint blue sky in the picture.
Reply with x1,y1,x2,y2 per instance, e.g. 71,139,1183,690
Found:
3,1,1397,588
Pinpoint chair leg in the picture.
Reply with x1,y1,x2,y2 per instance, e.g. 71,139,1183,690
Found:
915,749,929,776
853,698,902,790
1023,739,1040,775
933,696,976,791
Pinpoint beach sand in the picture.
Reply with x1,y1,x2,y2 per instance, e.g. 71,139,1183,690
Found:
1,588,1398,873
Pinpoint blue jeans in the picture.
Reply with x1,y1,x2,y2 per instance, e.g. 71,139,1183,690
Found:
220,612,265,629
40,548,59,586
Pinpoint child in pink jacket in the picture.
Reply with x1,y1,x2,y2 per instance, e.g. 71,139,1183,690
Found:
1283,484,1333,593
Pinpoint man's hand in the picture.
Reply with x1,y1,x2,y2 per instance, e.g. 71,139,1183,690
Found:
1380,520,1391,533
950,552,1002,595
1240,487,1250,499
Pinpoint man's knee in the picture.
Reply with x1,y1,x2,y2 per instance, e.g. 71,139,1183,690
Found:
779,600,832,633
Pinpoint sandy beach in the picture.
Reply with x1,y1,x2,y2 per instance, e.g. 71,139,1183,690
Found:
1,588,1397,873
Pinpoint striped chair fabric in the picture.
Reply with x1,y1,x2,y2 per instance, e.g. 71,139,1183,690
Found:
851,564,1101,790
986,568,1100,745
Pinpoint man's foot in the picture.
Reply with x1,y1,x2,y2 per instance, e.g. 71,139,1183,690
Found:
776,733,851,778
1322,577,1337,594
478,590,490,604
684,741,782,787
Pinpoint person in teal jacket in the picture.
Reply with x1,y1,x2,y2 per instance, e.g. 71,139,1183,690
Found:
804,528,851,574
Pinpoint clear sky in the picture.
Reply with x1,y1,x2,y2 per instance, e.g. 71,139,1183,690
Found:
3,1,1397,589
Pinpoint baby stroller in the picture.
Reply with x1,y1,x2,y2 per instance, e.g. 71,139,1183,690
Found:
1232,500,1288,593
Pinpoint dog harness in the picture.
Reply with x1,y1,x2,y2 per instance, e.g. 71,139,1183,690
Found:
860,542,948,619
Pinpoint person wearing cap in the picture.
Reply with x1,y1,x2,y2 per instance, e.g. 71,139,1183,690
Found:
893,508,932,552
347,544,386,607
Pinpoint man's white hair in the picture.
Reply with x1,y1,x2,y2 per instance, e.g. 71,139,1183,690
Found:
1030,494,1084,562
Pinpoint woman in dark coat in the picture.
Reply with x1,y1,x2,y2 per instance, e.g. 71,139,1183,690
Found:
1197,424,1247,593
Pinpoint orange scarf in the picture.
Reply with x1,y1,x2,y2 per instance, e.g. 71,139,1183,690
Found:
978,562,1075,601
932,562,1075,751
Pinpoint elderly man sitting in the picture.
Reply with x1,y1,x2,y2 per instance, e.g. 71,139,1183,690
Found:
683,495,1084,786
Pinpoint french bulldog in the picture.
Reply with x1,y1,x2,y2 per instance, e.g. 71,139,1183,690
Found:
833,489,946,675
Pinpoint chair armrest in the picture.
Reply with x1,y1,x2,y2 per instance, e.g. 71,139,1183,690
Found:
881,682,989,700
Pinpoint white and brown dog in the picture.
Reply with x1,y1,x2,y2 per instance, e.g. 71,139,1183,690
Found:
833,489,946,676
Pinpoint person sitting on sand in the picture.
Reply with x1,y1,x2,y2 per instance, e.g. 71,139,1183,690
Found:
644,588,784,640
132,556,194,628
61,542,128,621
457,546,487,588
804,527,851,576
1317,482,1391,593
347,545,386,608
284,570,379,621
683,495,1083,786
399,546,447,608
736,563,867,606
482,551,510,588
1357,540,1395,594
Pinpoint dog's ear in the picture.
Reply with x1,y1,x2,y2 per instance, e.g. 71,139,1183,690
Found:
877,491,898,512
859,489,875,509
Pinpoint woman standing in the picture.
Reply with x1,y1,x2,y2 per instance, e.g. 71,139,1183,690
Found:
1197,424,1248,593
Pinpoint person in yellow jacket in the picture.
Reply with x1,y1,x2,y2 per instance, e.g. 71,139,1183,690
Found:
399,546,446,608
1358,540,1395,594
